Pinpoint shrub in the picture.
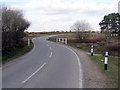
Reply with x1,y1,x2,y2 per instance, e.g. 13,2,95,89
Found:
107,43,120,52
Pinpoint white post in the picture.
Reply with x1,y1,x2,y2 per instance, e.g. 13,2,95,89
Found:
56,38,58,42
58,38,61,42
104,51,108,70
28,38,30,46
62,38,64,43
65,38,67,44
91,45,94,56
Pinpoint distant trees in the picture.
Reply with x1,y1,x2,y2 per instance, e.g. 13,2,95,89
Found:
71,20,92,40
2,7,30,55
99,13,120,36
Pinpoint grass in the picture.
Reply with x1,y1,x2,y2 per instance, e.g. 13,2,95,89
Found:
2,43,34,64
89,54,119,87
0,56,1,64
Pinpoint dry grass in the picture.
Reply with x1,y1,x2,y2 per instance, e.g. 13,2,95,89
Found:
48,32,119,56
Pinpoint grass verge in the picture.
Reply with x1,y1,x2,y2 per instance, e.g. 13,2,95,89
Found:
89,55,119,87
2,42,34,64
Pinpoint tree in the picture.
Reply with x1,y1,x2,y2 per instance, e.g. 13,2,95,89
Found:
0,7,2,50
99,13,120,36
2,7,30,55
71,20,92,40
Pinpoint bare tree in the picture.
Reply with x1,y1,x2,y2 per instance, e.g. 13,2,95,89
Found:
71,20,92,41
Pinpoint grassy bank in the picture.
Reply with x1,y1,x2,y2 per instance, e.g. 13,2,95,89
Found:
2,42,34,64
89,55,119,87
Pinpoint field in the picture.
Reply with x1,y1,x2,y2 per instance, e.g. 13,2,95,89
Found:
48,32,119,56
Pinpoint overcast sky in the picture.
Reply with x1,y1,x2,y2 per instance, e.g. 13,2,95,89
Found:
1,0,119,32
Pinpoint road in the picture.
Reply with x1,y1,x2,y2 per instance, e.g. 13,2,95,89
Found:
2,36,83,88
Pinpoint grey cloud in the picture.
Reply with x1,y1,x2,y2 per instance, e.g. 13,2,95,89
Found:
41,8,75,15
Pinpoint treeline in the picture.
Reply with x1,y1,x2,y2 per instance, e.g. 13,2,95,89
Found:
2,7,30,56
26,31,74,37
99,13,120,35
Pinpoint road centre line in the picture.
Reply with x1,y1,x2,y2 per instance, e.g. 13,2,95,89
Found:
46,44,50,47
49,52,53,58
21,62,46,84
49,47,52,51
65,46,83,88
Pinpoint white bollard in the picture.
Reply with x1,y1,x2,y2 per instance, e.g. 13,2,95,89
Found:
56,38,58,42
104,51,108,70
62,38,64,43
58,38,61,42
28,38,30,46
91,45,94,56
65,38,67,44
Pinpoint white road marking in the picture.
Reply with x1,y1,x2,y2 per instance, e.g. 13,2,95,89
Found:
49,52,53,58
65,47,83,88
49,47,52,51
46,44,50,47
22,62,46,84
47,44,53,58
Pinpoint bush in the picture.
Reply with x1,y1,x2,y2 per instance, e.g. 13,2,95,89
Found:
68,38,79,43
107,43,120,53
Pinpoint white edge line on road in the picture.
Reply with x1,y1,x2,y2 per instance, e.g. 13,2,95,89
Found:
65,47,83,88
21,62,46,84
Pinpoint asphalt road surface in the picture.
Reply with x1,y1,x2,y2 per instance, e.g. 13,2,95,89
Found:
2,36,83,88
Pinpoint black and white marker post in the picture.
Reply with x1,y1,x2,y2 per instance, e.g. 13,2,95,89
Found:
58,38,60,42
62,38,64,43
28,38,30,46
91,45,94,56
104,51,108,70
65,38,67,44
56,38,58,42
